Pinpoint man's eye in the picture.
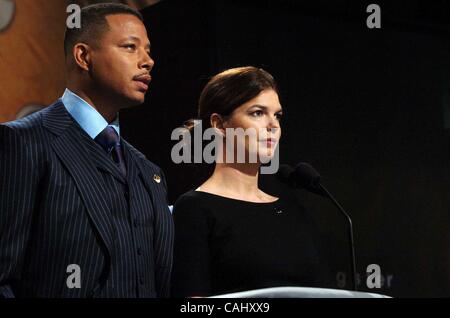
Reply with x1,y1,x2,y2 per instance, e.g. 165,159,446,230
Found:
124,44,136,50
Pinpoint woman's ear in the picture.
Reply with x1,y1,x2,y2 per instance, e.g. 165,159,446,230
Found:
210,113,226,136
73,43,91,71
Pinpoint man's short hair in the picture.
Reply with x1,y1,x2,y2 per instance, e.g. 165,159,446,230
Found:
64,3,144,57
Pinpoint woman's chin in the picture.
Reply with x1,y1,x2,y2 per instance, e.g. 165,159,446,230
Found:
256,151,276,164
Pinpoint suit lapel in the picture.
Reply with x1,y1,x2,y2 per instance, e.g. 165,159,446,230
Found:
123,140,168,209
122,141,151,200
43,101,116,259
80,132,127,185
122,141,139,184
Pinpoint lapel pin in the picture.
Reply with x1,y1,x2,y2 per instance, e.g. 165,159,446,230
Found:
153,174,161,183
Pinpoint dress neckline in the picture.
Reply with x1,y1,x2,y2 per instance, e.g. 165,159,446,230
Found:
193,190,280,205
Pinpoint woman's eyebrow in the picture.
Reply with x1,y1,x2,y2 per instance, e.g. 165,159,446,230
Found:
249,104,283,112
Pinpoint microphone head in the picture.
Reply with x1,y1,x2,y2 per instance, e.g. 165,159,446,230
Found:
293,162,321,189
293,162,327,197
276,163,326,197
277,164,295,186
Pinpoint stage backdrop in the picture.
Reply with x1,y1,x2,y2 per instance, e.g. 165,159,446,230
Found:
0,0,66,123
121,0,450,297
0,0,160,123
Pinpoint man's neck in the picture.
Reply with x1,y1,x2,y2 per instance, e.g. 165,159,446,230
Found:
67,86,119,123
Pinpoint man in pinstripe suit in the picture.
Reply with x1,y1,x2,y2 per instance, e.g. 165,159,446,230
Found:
0,4,173,297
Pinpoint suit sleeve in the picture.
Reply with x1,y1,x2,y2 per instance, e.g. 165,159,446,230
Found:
0,125,39,298
153,168,174,298
170,196,212,297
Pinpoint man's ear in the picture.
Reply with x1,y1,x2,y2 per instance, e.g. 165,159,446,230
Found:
72,43,91,71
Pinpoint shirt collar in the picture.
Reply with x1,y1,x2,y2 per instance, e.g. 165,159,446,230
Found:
61,88,120,139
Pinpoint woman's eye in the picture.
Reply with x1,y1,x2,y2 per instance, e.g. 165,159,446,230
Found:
251,110,264,117
275,113,283,120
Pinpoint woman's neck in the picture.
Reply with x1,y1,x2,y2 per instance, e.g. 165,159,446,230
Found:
199,163,276,202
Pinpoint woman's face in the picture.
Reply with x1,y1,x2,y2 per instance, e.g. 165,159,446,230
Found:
221,89,282,163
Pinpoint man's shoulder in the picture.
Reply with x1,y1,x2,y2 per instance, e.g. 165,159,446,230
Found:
1,111,47,147
1,100,64,135
2,109,43,131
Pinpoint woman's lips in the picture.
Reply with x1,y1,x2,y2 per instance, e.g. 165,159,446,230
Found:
260,138,278,147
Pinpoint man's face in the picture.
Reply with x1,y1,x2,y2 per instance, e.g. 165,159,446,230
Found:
89,14,154,108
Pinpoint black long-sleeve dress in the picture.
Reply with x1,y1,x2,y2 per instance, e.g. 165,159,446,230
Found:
171,190,327,297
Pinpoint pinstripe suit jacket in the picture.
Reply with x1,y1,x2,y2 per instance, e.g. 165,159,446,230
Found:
0,100,174,298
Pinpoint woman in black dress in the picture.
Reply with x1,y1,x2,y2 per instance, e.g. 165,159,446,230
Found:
171,66,326,297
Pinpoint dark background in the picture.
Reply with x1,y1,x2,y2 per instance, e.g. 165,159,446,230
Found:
121,0,450,297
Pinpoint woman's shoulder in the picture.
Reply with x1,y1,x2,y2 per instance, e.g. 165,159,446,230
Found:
173,190,217,216
174,189,212,204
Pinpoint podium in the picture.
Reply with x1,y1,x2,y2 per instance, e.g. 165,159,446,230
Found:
209,287,391,298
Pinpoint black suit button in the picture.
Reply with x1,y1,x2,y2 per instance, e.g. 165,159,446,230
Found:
137,247,142,255
133,219,139,227
139,278,144,285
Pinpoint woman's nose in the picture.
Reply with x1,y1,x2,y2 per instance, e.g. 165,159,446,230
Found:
266,115,280,130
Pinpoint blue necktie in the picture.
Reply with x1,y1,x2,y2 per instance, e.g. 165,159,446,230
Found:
95,126,127,178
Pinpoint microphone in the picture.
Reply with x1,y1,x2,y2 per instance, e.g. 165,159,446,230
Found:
278,163,358,291
278,164,326,197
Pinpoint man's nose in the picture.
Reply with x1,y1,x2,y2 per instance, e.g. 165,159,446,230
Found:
140,51,155,71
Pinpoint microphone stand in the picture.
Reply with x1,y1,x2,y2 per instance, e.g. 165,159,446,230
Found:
318,184,357,291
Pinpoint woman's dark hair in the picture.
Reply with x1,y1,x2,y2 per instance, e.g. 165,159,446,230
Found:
185,66,278,130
